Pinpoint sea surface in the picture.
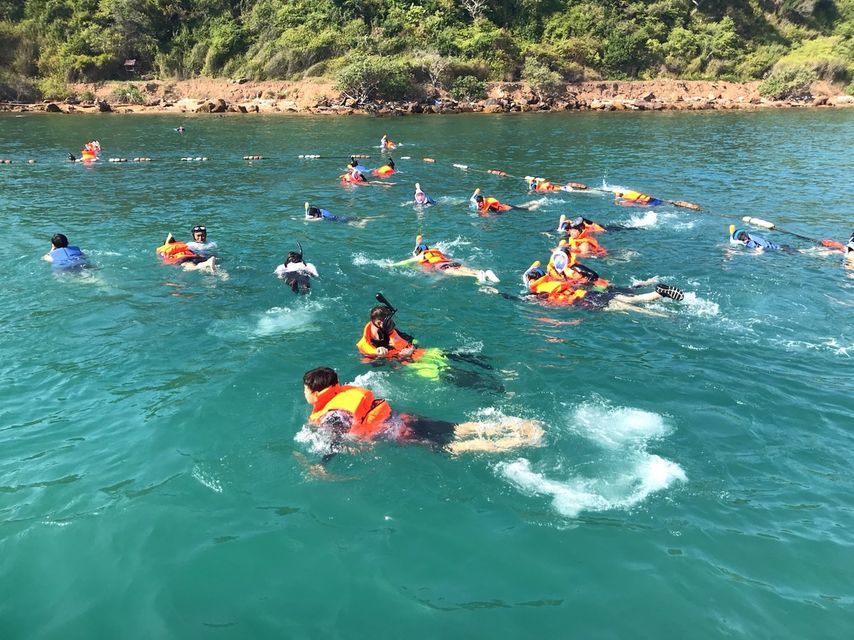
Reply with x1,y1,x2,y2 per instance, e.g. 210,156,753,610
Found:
0,109,852,638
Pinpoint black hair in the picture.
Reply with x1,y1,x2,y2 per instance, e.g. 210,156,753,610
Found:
370,305,393,321
475,194,483,202
303,367,339,391
387,157,395,169
307,206,321,217
285,251,303,265
51,233,69,248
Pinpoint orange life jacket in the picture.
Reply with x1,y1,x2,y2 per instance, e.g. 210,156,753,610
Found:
156,241,199,265
373,165,395,177
418,248,452,268
618,190,653,204
309,384,393,439
478,197,510,213
568,235,607,256
528,275,588,304
356,322,413,357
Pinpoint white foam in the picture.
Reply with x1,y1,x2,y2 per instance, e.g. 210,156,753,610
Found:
681,291,720,317
497,454,685,518
352,252,396,268
497,400,686,518
572,403,669,449
350,370,393,396
294,424,337,455
192,465,223,493
624,210,658,228
252,304,322,338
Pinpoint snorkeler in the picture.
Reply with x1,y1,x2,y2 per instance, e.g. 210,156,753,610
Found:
155,233,218,273
614,190,664,207
414,183,436,206
301,367,542,466
372,157,395,177
394,235,500,284
470,188,515,215
43,233,88,270
305,202,350,223
522,249,683,316
186,225,217,257
728,225,786,252
275,245,319,294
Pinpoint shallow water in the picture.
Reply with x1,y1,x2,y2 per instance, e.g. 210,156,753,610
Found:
1,109,852,638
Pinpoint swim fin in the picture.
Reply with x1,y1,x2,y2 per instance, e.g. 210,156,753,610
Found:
655,283,684,301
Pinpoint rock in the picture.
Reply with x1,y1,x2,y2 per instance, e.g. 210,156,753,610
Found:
211,98,228,113
45,103,62,113
195,102,212,113
422,105,435,114
829,95,854,105
237,78,248,84
641,91,655,101
97,100,112,112
612,101,626,111
483,103,504,114
749,97,761,104
812,96,828,106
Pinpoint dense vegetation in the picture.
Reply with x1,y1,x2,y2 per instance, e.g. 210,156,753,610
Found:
1,0,852,101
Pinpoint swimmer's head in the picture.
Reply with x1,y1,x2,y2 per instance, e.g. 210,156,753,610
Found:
51,233,69,248
737,231,749,242
475,195,484,203
303,367,339,401
413,235,428,255
306,205,322,218
191,225,206,239
285,251,303,265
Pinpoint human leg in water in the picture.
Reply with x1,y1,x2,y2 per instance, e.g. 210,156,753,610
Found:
407,349,503,393
444,352,494,370
446,418,544,455
441,367,505,394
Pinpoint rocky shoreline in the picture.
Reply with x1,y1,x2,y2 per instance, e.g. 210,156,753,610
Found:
2,79,852,116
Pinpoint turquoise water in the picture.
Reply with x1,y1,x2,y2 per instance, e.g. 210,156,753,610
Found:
1,110,852,638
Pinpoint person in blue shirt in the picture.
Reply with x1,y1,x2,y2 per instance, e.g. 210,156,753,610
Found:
305,202,350,223
729,226,783,251
43,233,88,270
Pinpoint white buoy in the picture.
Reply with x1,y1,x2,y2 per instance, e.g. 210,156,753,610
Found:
742,216,775,229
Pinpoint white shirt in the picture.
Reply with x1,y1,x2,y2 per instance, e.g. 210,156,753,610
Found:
275,261,319,278
186,240,218,257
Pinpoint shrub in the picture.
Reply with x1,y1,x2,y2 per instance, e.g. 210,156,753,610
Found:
110,83,146,104
449,75,486,101
0,72,38,101
522,57,563,99
80,90,96,103
758,65,816,99
38,76,70,100
335,56,410,103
